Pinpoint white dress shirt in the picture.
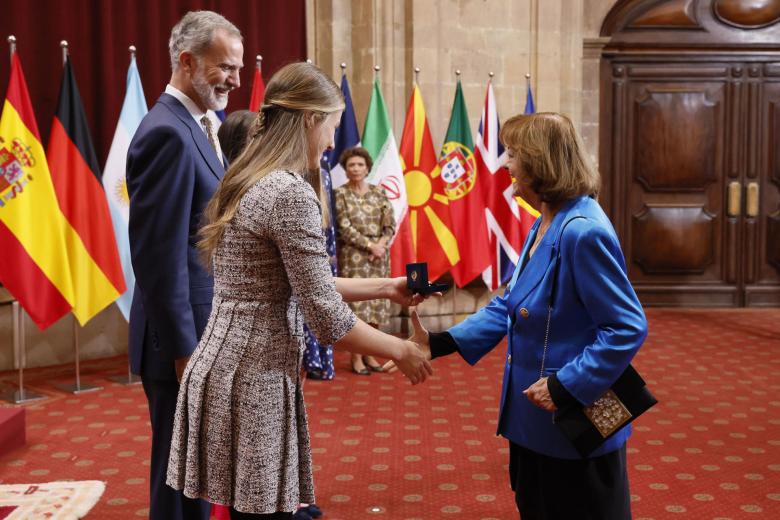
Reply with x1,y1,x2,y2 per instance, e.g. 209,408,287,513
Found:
165,84,224,162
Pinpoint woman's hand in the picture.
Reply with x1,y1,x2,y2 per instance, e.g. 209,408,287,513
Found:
523,377,557,412
393,338,433,385
383,310,431,373
368,242,386,258
383,277,437,306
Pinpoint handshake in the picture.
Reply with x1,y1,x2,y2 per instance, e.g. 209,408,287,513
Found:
380,263,447,384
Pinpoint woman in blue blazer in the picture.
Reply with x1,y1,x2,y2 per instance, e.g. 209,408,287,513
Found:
410,113,647,519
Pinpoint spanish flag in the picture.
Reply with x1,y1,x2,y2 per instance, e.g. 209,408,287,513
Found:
0,52,74,329
394,84,459,281
47,56,126,324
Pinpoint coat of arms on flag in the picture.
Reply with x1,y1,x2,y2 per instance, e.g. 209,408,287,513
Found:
0,138,32,206
439,144,476,201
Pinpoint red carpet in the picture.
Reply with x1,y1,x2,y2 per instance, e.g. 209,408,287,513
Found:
0,309,778,519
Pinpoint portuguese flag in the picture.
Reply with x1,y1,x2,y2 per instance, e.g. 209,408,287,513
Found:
47,57,125,324
439,78,491,287
0,52,75,328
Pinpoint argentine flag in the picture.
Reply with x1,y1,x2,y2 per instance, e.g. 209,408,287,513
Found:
102,55,148,320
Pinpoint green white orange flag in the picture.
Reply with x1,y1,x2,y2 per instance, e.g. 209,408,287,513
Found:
396,84,459,281
0,52,75,329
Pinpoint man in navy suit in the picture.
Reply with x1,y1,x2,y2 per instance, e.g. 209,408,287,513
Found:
126,11,243,520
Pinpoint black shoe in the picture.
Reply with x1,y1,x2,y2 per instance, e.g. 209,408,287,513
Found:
351,365,371,376
307,369,324,380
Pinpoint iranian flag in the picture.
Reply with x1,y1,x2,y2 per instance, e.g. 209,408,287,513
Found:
362,77,411,276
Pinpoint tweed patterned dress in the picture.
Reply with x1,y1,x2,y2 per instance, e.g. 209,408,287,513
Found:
334,184,395,326
166,170,357,514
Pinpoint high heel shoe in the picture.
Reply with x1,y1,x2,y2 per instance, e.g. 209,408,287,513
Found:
351,363,371,376
364,356,384,372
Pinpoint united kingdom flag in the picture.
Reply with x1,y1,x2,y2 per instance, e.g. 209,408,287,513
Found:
475,81,535,290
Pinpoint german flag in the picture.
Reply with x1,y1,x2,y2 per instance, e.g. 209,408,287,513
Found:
47,57,125,324
0,52,74,329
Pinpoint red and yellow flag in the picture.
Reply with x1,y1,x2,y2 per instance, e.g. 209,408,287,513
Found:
47,57,126,323
0,53,74,329
393,85,459,281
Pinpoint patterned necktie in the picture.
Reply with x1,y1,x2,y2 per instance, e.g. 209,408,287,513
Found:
200,115,218,155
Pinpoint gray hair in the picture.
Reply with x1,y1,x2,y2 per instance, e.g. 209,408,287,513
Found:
169,11,242,70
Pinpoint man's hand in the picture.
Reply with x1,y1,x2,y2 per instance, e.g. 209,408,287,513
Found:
175,356,190,383
523,377,557,411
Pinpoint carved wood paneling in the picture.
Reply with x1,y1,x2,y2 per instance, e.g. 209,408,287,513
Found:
633,87,720,191
771,99,780,187
769,213,780,271
631,205,716,274
714,0,780,29
629,0,699,28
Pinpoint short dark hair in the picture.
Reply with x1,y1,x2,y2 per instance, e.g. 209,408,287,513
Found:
338,146,373,172
217,109,255,163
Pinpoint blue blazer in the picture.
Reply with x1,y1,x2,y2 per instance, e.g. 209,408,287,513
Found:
126,94,224,380
449,196,647,459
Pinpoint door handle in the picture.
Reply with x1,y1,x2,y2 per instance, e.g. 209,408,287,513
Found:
727,181,741,217
746,182,759,218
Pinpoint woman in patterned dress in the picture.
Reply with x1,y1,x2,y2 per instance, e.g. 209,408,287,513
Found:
166,62,432,519
333,147,395,375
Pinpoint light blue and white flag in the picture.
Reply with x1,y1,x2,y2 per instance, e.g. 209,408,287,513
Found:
102,55,147,320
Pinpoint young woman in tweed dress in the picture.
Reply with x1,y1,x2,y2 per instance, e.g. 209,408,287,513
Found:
166,62,432,519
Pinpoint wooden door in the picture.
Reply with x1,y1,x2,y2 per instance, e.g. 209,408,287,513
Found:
599,0,780,307
619,64,734,305
746,72,780,305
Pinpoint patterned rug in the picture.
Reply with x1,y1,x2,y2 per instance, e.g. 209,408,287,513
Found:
0,480,104,519
0,308,778,518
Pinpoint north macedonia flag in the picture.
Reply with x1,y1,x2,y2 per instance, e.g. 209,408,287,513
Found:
392,85,459,281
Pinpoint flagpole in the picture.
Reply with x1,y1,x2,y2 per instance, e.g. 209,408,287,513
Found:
450,69,461,328
414,66,420,84
0,36,45,405
55,39,102,395
107,44,143,387
257,54,262,73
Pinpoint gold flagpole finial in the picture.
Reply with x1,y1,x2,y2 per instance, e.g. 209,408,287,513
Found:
340,62,347,72
374,65,380,77
488,71,495,82
414,66,420,84
256,55,262,71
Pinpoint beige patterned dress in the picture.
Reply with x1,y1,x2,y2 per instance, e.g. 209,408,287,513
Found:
334,184,395,326
166,170,357,514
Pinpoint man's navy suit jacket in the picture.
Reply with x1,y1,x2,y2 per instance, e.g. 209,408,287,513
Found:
126,93,224,380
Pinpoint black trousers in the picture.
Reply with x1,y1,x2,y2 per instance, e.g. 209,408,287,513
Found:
229,509,293,519
142,378,210,520
508,442,631,520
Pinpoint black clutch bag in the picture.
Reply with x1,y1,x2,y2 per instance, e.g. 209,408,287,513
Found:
540,230,657,458
406,262,449,295
552,364,658,458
